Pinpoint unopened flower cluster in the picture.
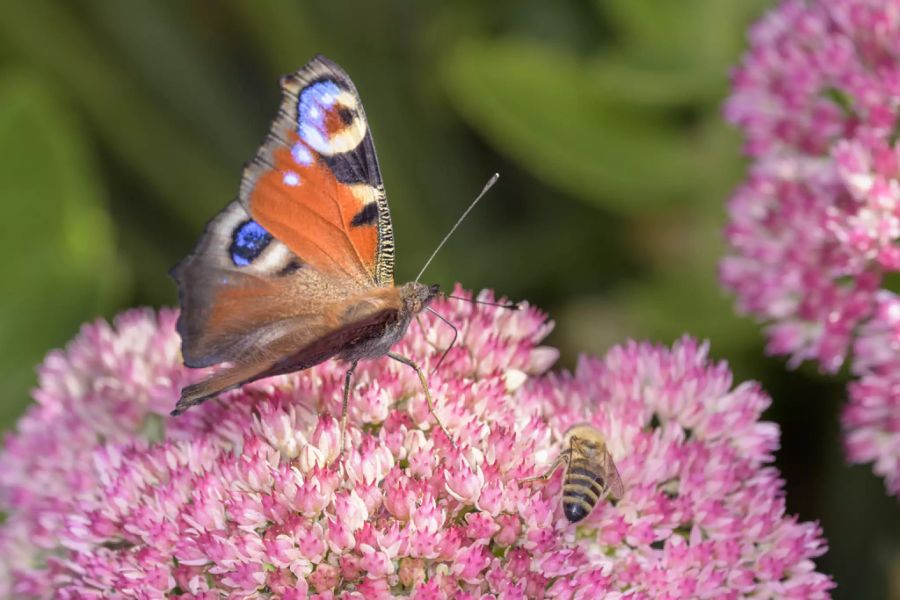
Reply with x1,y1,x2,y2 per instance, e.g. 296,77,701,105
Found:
0,289,832,597
722,0,900,494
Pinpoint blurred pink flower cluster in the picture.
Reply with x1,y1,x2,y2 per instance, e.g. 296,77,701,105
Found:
0,289,832,598
722,0,900,494
845,293,900,495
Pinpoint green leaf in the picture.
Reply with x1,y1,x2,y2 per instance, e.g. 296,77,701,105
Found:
444,38,707,212
0,70,126,427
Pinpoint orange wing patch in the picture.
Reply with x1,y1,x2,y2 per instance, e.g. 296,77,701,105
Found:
248,140,379,284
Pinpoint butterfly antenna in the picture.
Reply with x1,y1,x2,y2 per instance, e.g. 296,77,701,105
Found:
426,307,459,376
415,173,500,283
445,294,520,310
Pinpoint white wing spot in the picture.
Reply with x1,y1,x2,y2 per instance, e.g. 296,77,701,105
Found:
291,143,314,166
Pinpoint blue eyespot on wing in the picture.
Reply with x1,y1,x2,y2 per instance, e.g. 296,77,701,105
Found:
230,220,273,266
297,80,348,154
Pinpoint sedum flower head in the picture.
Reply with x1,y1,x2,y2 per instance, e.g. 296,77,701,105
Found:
722,0,900,494
722,0,900,370
0,288,832,598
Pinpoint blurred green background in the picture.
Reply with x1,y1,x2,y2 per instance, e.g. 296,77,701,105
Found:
0,1,896,597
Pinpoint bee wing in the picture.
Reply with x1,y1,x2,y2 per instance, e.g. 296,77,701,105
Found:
595,445,625,500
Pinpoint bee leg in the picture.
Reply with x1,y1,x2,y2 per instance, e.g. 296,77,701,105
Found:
387,351,457,449
336,360,359,463
598,487,612,502
521,450,571,484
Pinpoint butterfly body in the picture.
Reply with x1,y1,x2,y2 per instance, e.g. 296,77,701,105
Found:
170,56,447,442
334,282,439,363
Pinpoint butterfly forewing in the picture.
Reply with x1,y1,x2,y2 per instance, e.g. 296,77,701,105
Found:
238,55,395,287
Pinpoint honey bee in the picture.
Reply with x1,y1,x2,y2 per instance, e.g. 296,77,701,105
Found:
525,423,625,523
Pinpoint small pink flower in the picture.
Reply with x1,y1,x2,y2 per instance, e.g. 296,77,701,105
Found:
464,512,500,543
309,414,341,464
444,451,486,504
325,517,355,553
451,544,492,584
292,466,338,516
309,563,339,593
345,436,394,487
383,468,416,521
494,514,522,547
333,490,369,531
398,557,427,588
359,544,393,578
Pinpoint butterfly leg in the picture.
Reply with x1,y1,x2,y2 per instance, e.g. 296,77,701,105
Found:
415,315,442,352
387,351,456,448
521,450,570,484
338,360,359,461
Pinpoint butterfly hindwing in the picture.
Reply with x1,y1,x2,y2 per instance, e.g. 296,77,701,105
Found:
170,198,407,412
172,200,359,366
238,55,395,287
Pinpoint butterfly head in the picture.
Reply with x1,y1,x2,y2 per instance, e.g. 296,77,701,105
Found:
401,282,440,316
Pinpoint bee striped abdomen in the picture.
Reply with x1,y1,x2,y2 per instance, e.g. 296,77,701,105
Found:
562,460,605,523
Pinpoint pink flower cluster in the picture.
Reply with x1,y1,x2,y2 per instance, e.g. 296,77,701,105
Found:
722,0,900,493
0,289,832,598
